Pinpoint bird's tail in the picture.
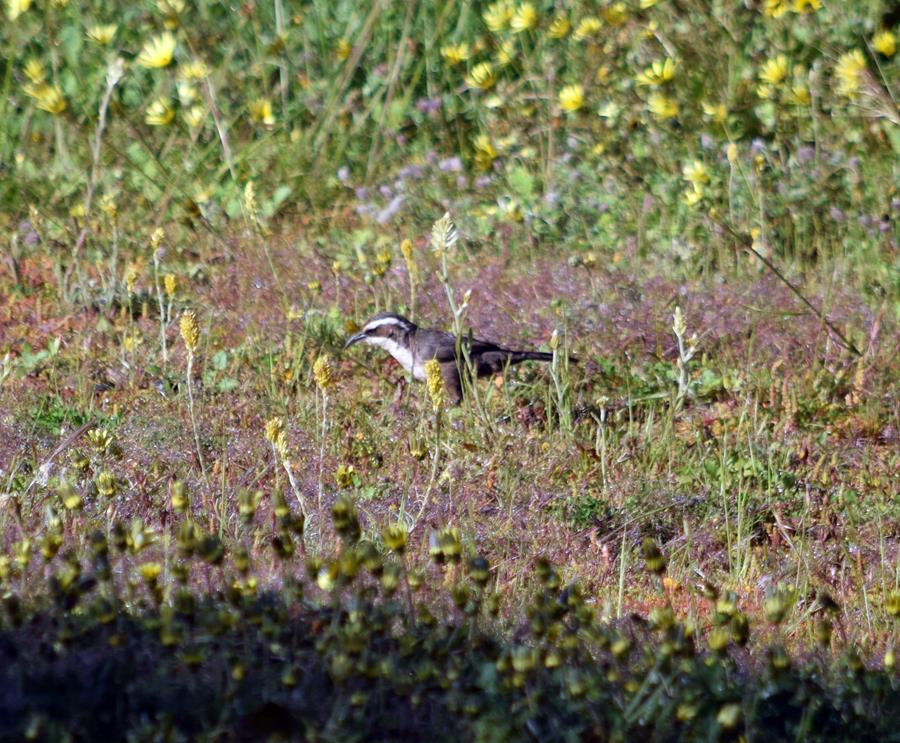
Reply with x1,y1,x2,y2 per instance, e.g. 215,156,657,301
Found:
510,350,578,363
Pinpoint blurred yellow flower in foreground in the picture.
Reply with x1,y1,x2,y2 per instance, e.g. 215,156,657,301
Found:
33,85,67,115
763,0,788,17
180,310,200,354
636,58,676,86
23,58,46,85
180,59,210,80
834,50,867,98
145,97,174,126
510,2,538,33
483,1,514,32
137,32,176,68
572,16,601,41
682,161,709,189
791,0,821,12
873,30,896,57
87,24,117,45
7,0,31,21
466,62,496,91
335,38,351,61
547,16,570,38
473,134,498,172
647,93,677,121
702,101,728,124
440,43,470,66
558,84,584,113
184,105,205,129
759,55,788,85
248,97,275,128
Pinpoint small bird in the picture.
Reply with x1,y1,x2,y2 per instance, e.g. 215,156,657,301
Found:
344,311,565,403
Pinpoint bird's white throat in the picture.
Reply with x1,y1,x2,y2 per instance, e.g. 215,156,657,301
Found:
365,336,425,379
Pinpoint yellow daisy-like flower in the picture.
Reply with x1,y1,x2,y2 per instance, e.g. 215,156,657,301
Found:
510,2,538,33
145,97,174,126
440,42,470,65
791,0,821,12
558,84,584,113
683,186,704,206
472,134,498,172
682,160,709,188
335,38,352,61
180,58,209,80
647,93,678,121
7,0,31,21
702,101,728,123
602,2,628,26
759,55,788,86
572,16,602,41
466,62,496,91
547,16,570,38
786,84,810,105
424,359,445,410
834,49,867,98
183,105,205,129
483,0,514,32
636,57,676,86
495,40,515,67
248,97,275,127
176,80,197,106
873,30,896,58
763,0,788,17
34,85,67,115
137,32,176,68
86,23,117,45
23,58,46,85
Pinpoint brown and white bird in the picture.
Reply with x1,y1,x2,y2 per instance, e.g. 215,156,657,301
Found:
344,312,563,403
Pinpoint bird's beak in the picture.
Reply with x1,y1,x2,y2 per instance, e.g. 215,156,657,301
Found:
344,331,367,349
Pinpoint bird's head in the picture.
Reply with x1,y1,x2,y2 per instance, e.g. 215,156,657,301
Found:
344,312,417,349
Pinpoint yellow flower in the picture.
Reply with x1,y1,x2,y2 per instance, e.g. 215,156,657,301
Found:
473,134,498,172
157,0,185,28
180,58,209,80
636,57,676,86
177,80,197,106
313,354,336,392
248,97,275,127
466,62,496,91
264,417,284,444
759,55,788,86
145,97,174,126
763,0,788,17
34,85,67,115
137,32,176,68
23,58,46,85
163,274,176,298
138,562,162,581
791,0,821,12
682,160,709,188
547,16,570,38
87,24,117,45
835,49,867,98
7,0,30,21
440,42,470,66
647,93,678,120
572,16,602,41
335,38,351,61
786,84,810,105
179,310,200,354
483,1,514,32
602,2,628,26
424,359,445,410
873,30,897,58
558,84,584,113
639,0,659,7
683,186,704,206
96,471,117,498
183,105,205,129
702,101,728,123
510,2,538,33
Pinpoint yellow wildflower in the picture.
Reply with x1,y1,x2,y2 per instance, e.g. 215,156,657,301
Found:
602,2,627,26
495,40,515,67
647,93,678,121
313,354,336,392
791,0,821,12
335,38,351,61
763,0,788,17
472,134,498,172
483,1,514,32
180,59,209,80
248,97,275,127
636,57,676,86
572,16,602,41
145,97,174,126
558,84,584,113
759,55,788,86
834,50,867,98
164,274,176,298
786,84,810,106
873,30,896,58
264,417,284,444
510,2,538,33
440,42,470,66
682,160,709,189
7,0,30,21
547,16,570,38
23,58,45,85
87,24,117,45
177,80,197,106
702,101,728,124
466,62,496,91
683,186,704,206
424,359,445,410
179,310,200,354
137,32,176,69
183,105,205,129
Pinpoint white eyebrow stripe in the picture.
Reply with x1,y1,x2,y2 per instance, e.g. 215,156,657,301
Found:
364,317,408,331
